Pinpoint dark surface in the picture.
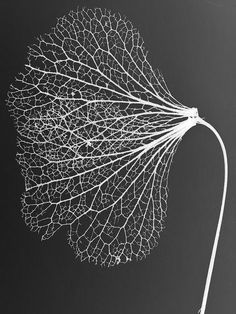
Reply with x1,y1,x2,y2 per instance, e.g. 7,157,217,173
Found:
1,1,235,313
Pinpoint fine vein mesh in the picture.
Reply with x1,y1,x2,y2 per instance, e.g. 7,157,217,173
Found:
7,7,191,266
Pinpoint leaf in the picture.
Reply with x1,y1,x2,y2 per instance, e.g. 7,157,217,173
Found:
6,7,198,266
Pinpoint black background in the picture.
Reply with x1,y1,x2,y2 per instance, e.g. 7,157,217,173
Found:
1,0,236,313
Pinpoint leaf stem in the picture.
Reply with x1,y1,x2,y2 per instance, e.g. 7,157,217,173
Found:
197,118,228,314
